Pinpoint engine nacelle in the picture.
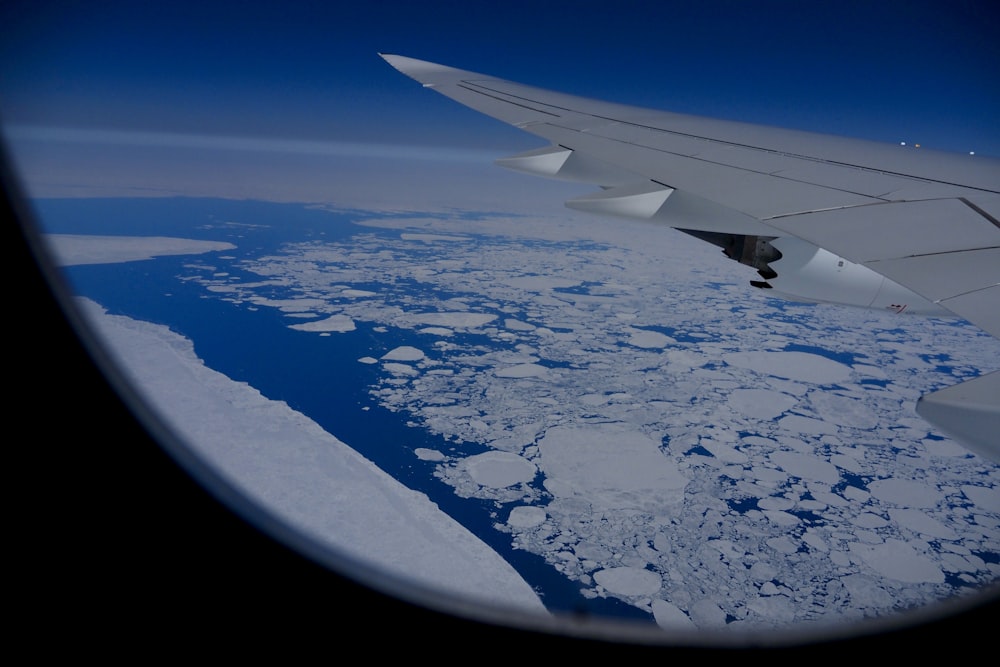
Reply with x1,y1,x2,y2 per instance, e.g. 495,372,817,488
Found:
757,237,949,316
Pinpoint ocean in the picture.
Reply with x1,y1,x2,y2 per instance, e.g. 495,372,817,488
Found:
36,195,655,622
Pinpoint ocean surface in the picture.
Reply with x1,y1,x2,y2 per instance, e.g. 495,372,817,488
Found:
35,196,656,622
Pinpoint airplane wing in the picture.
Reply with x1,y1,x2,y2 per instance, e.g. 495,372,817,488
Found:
380,54,1000,461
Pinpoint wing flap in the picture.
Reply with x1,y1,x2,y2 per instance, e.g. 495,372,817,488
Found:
767,198,1000,261
768,198,1000,336
936,285,1000,340
869,249,1000,303
916,370,1000,462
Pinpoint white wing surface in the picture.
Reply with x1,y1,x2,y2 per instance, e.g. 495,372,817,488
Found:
381,54,1000,461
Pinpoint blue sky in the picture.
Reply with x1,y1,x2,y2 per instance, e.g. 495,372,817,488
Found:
2,0,998,155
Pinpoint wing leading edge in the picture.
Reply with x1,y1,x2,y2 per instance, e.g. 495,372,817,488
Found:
381,54,1000,461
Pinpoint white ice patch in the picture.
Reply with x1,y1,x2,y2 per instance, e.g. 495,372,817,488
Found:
43,233,235,265
410,312,497,329
508,505,547,528
382,346,425,361
688,599,728,629
538,424,687,512
652,600,696,631
505,319,536,331
382,362,418,376
495,363,548,378
961,485,1000,512
400,233,470,242
868,478,943,508
414,448,446,462
809,392,879,430
699,439,749,464
463,451,537,488
887,509,957,539
579,393,609,406
777,414,839,435
418,327,454,336
627,328,673,349
503,276,581,290
289,314,355,332
849,539,945,583
593,566,662,596
723,351,851,384
728,388,796,420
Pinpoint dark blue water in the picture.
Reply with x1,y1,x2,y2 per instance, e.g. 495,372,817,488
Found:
727,497,758,513
40,196,654,623
834,471,871,493
782,342,865,367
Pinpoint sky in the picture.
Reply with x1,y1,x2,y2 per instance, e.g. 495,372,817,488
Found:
2,0,999,156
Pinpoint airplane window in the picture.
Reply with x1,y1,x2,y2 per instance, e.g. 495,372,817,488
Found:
6,1,998,653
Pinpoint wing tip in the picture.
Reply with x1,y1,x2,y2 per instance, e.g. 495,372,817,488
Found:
380,53,435,74
378,52,407,73
379,54,481,86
